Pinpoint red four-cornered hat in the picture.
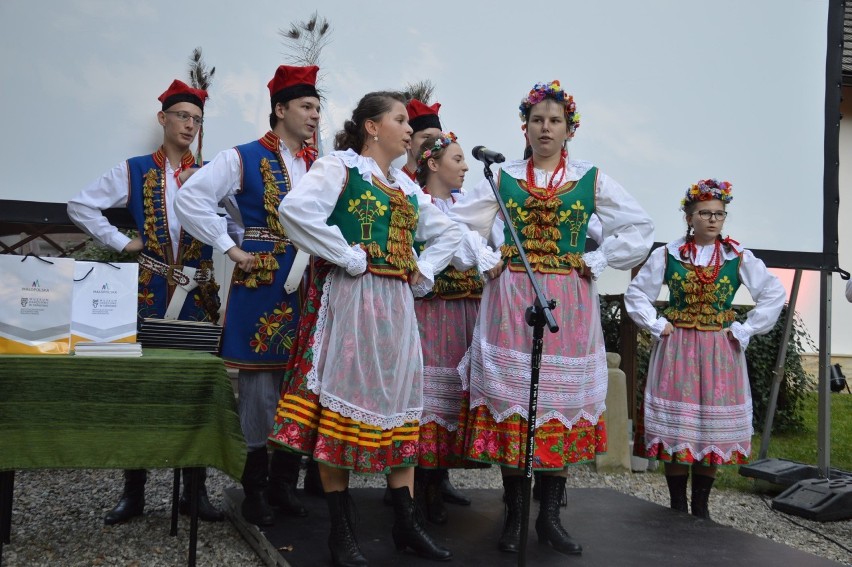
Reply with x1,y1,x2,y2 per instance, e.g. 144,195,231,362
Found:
406,99,442,132
268,65,319,106
158,79,207,111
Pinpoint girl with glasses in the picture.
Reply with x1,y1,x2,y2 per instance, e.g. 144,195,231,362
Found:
625,179,785,519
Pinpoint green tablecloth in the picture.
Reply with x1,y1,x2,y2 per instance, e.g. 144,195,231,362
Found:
0,349,246,479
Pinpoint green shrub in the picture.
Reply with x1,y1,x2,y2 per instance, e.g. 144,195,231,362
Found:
69,230,138,263
739,304,814,433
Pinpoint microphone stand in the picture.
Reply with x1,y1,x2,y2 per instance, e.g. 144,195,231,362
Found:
479,161,559,567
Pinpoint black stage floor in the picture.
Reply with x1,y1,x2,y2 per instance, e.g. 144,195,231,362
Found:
224,487,842,567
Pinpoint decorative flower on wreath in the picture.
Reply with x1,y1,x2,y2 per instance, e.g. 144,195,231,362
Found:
680,178,733,210
518,80,581,139
415,131,458,174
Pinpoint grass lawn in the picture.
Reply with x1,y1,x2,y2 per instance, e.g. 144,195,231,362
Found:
714,391,852,491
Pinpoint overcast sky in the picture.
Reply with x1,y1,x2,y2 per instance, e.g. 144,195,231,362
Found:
2,0,850,353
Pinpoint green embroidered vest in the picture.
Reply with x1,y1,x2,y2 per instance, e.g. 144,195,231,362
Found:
499,166,596,273
328,167,420,279
662,252,742,331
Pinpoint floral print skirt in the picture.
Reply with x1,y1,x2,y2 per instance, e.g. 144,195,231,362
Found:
634,326,751,467
465,405,607,471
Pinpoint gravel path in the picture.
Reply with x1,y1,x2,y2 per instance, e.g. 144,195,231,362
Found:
2,464,850,566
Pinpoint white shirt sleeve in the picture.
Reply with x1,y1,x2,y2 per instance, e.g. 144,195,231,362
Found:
729,250,786,349
66,161,133,252
846,278,852,303
412,189,464,283
446,176,501,239
278,156,366,268
173,148,243,253
585,171,654,275
624,246,669,338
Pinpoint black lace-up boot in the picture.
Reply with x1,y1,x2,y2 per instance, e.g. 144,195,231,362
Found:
326,489,368,567
535,475,582,555
389,486,452,561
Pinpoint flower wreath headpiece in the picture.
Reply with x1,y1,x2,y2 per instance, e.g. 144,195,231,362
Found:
415,131,458,173
518,80,581,139
680,178,733,210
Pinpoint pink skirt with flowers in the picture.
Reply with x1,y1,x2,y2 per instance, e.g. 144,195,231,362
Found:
414,297,479,468
638,326,752,466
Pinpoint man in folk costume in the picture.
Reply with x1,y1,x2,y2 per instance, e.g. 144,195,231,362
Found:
174,65,321,526
402,99,442,182
67,79,224,524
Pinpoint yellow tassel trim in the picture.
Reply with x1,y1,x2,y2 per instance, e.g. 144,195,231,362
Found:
233,252,279,288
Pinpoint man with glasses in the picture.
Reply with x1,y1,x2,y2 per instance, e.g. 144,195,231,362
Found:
67,79,225,525
174,65,321,527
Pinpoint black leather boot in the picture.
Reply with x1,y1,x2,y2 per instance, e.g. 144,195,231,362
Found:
104,469,146,525
241,448,275,526
389,486,452,561
326,489,368,567
267,450,308,517
439,468,471,506
535,475,582,555
531,471,565,506
665,474,689,513
179,468,224,522
691,473,715,519
304,457,324,497
498,475,523,553
415,469,448,525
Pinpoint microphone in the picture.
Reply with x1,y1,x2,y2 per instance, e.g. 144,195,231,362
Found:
471,145,506,164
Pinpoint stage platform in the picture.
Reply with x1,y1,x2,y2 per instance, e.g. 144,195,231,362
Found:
224,487,842,567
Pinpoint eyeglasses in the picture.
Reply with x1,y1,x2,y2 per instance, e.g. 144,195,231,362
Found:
164,110,203,126
694,210,728,221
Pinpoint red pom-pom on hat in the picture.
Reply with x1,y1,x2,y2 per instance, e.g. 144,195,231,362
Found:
158,80,208,111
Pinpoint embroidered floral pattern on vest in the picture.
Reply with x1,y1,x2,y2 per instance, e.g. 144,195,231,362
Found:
249,300,296,354
347,189,388,242
500,192,585,273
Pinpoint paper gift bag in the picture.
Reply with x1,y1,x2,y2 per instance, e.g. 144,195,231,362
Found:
71,261,139,347
0,255,75,354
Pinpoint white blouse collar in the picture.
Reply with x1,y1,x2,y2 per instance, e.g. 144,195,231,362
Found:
332,149,419,195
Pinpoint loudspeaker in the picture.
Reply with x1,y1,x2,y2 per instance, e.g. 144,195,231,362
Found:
738,458,819,487
771,478,852,521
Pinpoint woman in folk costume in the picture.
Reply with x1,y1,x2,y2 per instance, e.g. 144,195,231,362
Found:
67,79,224,525
448,80,654,556
402,99,443,182
411,132,501,525
269,91,487,566
625,179,784,519
174,65,321,526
